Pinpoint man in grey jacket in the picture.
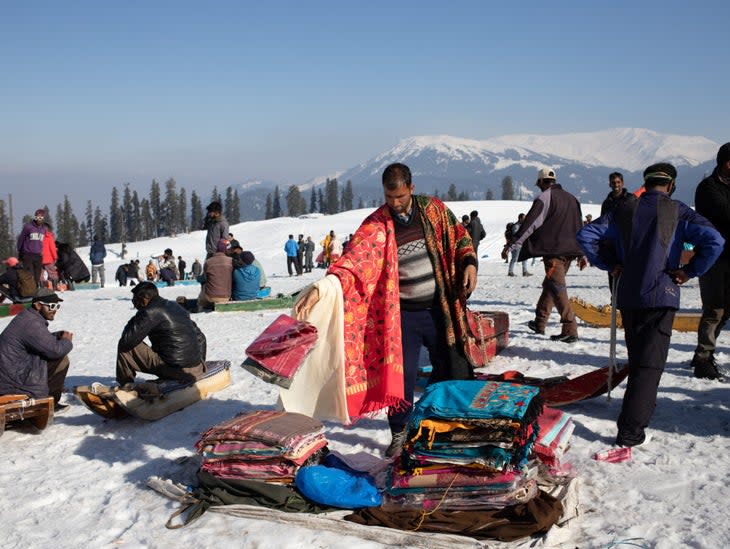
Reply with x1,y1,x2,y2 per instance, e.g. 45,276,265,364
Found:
0,288,73,412
204,201,229,259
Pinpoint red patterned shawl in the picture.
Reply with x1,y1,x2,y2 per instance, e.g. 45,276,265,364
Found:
328,195,476,419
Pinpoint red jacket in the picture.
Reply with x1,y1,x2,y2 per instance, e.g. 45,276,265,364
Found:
42,230,58,265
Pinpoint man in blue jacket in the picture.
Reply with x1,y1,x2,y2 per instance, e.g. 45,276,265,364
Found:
577,163,724,447
284,234,299,276
89,234,107,288
0,288,73,412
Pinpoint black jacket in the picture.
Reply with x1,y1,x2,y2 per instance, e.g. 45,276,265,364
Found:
118,296,207,368
601,188,637,216
56,242,91,282
695,168,730,260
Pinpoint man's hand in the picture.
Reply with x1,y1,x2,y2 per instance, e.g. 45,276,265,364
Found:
501,246,510,261
669,269,689,285
294,287,320,319
462,264,477,297
58,331,73,341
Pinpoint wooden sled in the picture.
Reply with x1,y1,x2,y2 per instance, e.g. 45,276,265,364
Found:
73,282,101,290
570,297,701,333
475,363,631,407
74,360,232,421
154,279,199,288
0,302,32,318
0,394,54,436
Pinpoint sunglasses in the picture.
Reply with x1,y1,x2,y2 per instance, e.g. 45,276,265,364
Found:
43,302,61,311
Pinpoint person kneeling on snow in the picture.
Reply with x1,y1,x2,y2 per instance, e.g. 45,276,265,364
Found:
0,288,73,413
116,282,207,387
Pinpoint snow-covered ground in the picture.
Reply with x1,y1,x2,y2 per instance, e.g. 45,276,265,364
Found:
3,199,730,548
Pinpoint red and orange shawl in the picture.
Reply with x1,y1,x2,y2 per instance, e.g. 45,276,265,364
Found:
328,195,477,420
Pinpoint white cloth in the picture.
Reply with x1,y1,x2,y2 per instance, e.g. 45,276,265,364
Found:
278,274,349,423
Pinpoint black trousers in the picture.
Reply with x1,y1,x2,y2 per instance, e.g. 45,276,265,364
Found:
22,253,43,286
617,307,675,446
388,308,450,433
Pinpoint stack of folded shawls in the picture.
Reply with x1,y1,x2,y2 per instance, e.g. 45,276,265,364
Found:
530,406,574,468
386,380,543,511
195,410,327,484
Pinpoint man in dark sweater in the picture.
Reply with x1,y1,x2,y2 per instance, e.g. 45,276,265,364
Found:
502,167,587,342
690,142,730,379
600,172,637,293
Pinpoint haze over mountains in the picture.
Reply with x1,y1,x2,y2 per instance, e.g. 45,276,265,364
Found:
238,128,719,219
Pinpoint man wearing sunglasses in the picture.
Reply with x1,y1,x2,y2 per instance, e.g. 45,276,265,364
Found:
0,288,73,413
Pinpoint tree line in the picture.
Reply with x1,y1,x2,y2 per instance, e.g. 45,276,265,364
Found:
0,179,241,259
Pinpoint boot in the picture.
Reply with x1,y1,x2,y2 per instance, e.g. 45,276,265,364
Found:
692,354,723,380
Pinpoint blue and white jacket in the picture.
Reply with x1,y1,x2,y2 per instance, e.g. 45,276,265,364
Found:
577,189,724,310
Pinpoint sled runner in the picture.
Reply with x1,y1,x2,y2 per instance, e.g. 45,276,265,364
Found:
74,360,232,421
475,363,630,406
0,302,32,318
0,394,54,436
570,297,700,332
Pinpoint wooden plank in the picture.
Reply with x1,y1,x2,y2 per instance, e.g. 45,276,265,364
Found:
73,282,101,290
214,295,295,312
0,396,54,430
570,297,701,332
0,302,31,318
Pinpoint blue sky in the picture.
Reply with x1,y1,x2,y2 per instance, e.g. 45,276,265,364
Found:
1,0,728,221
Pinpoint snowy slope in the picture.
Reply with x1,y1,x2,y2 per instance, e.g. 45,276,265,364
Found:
2,200,730,548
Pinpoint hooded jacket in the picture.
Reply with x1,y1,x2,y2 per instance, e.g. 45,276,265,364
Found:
0,307,73,397
118,296,206,368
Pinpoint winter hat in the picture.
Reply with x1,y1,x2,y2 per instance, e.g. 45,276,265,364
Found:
206,201,222,213
536,167,556,182
717,142,730,166
3,257,18,267
216,239,230,253
32,287,63,304
241,251,255,265
643,162,677,186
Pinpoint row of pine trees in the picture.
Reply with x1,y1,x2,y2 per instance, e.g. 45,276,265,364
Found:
0,175,520,260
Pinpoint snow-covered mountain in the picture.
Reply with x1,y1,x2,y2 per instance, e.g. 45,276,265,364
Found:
238,128,719,218
330,129,719,207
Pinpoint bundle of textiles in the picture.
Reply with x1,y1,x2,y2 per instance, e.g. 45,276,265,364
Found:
530,406,574,468
386,380,544,511
195,410,328,484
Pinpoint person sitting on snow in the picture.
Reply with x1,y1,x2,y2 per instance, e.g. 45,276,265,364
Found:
0,288,73,413
116,282,207,387
231,251,261,301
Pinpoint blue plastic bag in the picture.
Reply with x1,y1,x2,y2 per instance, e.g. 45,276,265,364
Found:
295,455,382,509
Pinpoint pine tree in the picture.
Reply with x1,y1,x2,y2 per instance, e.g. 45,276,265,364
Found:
325,178,339,214
85,200,94,244
433,188,440,199
309,188,317,214
457,191,469,201
357,197,364,209
264,194,273,219
178,187,187,233
231,189,240,224
130,191,141,242
140,199,153,240
447,184,458,201
486,189,494,200
93,207,107,241
161,178,179,236
0,199,13,260
501,176,514,200
341,180,354,211
224,186,235,221
109,186,122,242
317,189,324,213
272,186,281,218
286,185,304,217
123,183,134,243
78,222,88,247
149,179,161,236
190,190,204,229
210,186,221,204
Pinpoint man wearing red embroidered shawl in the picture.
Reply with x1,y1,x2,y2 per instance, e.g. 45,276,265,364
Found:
296,163,478,456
